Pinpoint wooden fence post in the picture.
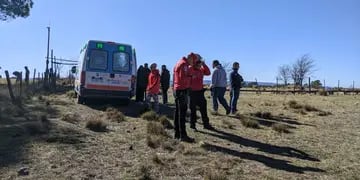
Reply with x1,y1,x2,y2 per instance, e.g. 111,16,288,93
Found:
19,72,23,98
308,77,311,93
33,68,36,85
5,70,16,102
38,72,41,87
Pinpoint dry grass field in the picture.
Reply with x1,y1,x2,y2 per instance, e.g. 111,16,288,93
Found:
1,86,360,179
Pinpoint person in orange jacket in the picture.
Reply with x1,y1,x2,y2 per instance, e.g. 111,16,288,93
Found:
146,63,161,113
173,53,196,143
189,56,215,131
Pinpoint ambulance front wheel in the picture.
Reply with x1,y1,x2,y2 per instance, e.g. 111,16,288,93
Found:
77,95,85,104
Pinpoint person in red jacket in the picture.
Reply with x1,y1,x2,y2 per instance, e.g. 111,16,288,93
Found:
189,57,214,131
146,63,161,113
173,53,196,143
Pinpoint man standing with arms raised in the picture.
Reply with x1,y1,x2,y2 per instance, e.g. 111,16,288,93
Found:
173,53,196,143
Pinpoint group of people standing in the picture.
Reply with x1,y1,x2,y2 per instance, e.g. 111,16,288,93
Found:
135,53,243,143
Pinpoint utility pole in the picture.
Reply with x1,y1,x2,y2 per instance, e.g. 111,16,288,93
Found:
44,26,51,89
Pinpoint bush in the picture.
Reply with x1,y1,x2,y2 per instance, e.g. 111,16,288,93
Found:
272,123,290,133
158,115,173,129
85,116,107,132
147,121,167,136
106,107,126,122
141,111,158,121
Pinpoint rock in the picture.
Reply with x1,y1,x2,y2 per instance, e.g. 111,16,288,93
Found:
18,167,29,176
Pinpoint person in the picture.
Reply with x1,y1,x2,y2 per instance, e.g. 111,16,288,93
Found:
173,54,195,143
146,63,161,113
229,62,244,114
189,56,214,131
210,60,231,115
24,66,30,87
136,65,146,102
160,65,170,104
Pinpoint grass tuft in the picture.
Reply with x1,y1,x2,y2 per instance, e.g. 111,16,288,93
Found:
222,120,235,129
61,113,80,124
152,154,164,165
318,89,328,96
106,107,126,122
254,111,273,119
158,115,173,129
318,111,332,116
66,90,77,98
272,123,290,133
85,116,107,132
146,121,167,136
138,165,152,180
146,135,161,149
204,171,228,180
241,118,260,129
304,104,319,112
288,100,303,109
141,111,158,121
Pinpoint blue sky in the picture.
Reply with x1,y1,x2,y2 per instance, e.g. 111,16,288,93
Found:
0,0,359,87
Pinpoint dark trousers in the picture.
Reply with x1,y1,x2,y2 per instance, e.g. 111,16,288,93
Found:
136,87,146,102
190,90,209,127
212,87,230,112
230,88,240,113
174,89,189,138
162,87,169,104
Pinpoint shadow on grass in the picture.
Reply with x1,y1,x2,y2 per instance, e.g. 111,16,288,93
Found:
198,128,320,162
202,143,325,174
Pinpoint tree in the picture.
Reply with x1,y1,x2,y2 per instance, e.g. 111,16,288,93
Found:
311,80,322,89
291,54,315,87
278,64,291,85
0,0,34,21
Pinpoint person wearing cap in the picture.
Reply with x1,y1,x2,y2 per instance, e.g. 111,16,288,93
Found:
160,65,170,104
229,62,244,114
189,56,214,130
146,63,161,113
210,60,231,115
173,53,196,143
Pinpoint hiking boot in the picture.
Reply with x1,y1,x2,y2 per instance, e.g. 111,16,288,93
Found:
226,108,231,115
180,136,195,143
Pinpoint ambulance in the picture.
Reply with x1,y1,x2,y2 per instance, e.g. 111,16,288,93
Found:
74,40,137,104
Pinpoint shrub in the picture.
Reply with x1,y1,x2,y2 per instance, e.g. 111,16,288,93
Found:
141,111,158,121
85,116,107,132
272,123,290,133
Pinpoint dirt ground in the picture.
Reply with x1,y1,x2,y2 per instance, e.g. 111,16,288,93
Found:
0,87,359,180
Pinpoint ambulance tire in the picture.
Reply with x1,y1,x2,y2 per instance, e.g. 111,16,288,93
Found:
77,95,85,104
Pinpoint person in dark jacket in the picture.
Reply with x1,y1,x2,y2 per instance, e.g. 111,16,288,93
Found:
136,65,146,102
160,65,170,104
229,62,244,114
